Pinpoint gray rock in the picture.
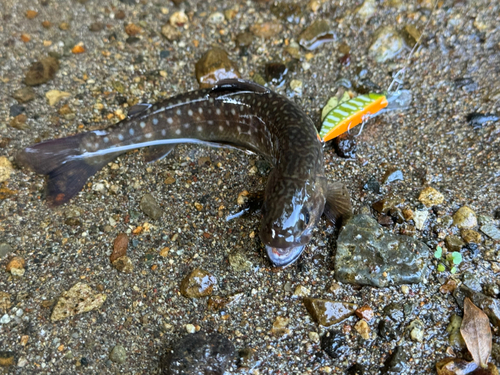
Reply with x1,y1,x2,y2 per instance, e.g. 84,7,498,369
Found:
109,345,126,364
161,332,235,375
369,27,405,63
481,223,500,240
335,215,430,287
0,243,13,259
140,193,162,220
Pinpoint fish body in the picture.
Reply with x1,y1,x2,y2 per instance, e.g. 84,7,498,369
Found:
17,79,351,267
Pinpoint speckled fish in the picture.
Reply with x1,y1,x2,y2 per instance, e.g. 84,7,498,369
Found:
17,79,351,267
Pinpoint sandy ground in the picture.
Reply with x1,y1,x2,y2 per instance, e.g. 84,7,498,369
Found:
0,0,499,374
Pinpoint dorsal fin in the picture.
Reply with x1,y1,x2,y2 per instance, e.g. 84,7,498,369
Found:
127,103,152,118
210,79,270,97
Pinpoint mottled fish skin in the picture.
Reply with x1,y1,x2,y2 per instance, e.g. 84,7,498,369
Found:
17,79,334,266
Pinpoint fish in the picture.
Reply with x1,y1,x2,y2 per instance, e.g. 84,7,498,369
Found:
16,79,352,267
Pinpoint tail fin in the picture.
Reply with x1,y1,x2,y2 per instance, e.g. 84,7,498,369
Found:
16,134,116,206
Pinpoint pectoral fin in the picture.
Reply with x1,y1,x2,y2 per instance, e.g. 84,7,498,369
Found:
143,144,176,163
323,182,352,225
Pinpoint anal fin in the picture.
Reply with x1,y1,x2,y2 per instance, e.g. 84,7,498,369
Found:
323,182,352,225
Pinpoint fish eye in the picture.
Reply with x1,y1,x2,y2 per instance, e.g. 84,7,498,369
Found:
302,208,310,225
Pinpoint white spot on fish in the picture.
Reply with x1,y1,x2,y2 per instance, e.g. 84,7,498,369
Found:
176,109,181,116
129,128,135,136
118,134,124,141
175,129,181,135
226,120,230,126
188,109,193,116
219,125,224,131
198,107,203,114
140,122,146,128
161,129,166,136
207,120,213,125
103,137,109,143
145,133,152,138
152,118,159,125
231,108,236,116
208,97,214,104
237,126,241,132
184,123,190,129
94,143,99,149
197,126,203,132
240,105,244,112
216,108,221,115
167,117,173,124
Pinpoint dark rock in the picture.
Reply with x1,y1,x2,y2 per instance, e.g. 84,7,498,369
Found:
389,208,405,224
382,167,404,184
335,214,430,287
333,133,357,158
89,22,105,32
383,302,405,323
238,347,258,368
378,215,393,227
80,357,89,366
12,87,36,103
264,62,287,85
159,50,170,59
110,233,129,263
180,268,217,298
235,32,254,48
303,297,357,326
462,272,482,293
481,223,500,240
445,235,465,252
363,177,380,194
195,48,240,88
346,363,365,374
0,351,15,367
270,2,303,23
9,105,25,118
320,330,350,359
161,332,235,375
24,56,59,86
454,286,500,329
382,346,409,374
299,20,335,50
140,193,162,220
379,318,402,340
466,112,499,128
372,195,403,214
255,159,271,176
454,77,478,92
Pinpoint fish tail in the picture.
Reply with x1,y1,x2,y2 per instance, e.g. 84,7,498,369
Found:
16,134,117,206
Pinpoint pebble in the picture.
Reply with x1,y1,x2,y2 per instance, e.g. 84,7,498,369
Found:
333,133,357,159
0,314,11,324
440,279,458,294
24,56,59,86
161,24,181,41
460,229,482,244
335,215,430,287
45,90,70,106
12,87,35,103
320,330,349,359
299,20,335,50
382,167,403,184
265,62,287,85
354,320,370,339
0,292,11,312
112,256,134,273
109,345,126,364
235,32,254,48
290,79,303,93
0,351,14,367
293,285,310,297
452,206,477,229
250,21,283,39
89,22,104,32
369,27,405,63
26,10,38,19
382,346,409,374
161,332,235,375
356,0,376,19
372,194,403,214
445,235,464,252
140,193,162,220
207,12,225,25
6,256,25,275
125,23,141,36
228,251,252,272
446,314,466,350
363,177,380,194
0,157,13,183
180,268,217,298
169,11,188,27
355,305,374,321
271,316,290,336
50,282,106,322
9,114,28,130
110,233,128,263
195,47,240,88
409,319,424,342
418,186,444,206
0,243,13,259
481,223,500,240
185,324,196,333
413,210,428,230
303,297,357,326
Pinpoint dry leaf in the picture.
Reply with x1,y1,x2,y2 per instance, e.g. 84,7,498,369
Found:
461,298,492,368
436,357,478,375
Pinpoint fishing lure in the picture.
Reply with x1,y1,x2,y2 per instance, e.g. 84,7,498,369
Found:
319,88,412,142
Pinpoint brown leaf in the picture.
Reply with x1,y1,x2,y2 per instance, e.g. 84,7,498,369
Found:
436,357,478,375
461,298,492,368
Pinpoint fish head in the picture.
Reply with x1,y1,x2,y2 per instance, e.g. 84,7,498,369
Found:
260,173,326,267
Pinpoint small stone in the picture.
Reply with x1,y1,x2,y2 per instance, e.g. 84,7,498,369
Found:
409,319,424,342
413,210,428,230
401,285,410,294
293,285,310,297
164,176,176,185
59,22,70,30
445,235,464,252
25,56,59,86
321,330,349,359
0,314,11,324
110,233,128,263
159,247,170,257
382,167,404,184
12,87,35,103
89,22,104,32
195,48,240,89
440,279,458,294
271,316,290,336
418,186,444,206
228,251,252,272
50,283,106,322
26,10,38,19
161,24,181,41
290,79,303,93
207,12,224,25
481,224,500,241
45,90,70,106
125,23,141,36
299,19,335,50
185,324,196,333
265,62,287,85
453,206,477,229
363,177,380,194
42,20,51,28
333,133,357,159
303,297,357,326
180,268,217,298
109,345,126,364
140,193,162,220
369,27,405,62
235,32,254,48
161,332,235,375
378,215,394,227
372,195,403,214
356,0,376,19
0,157,14,183
382,346,409,374
460,229,482,244
6,257,25,273
446,314,466,350
354,320,370,339
0,292,11,312
71,45,85,54
402,208,414,221
0,351,14,367
169,11,188,27
238,347,258,368
355,305,374,321
250,21,283,39
9,104,26,117
115,9,126,19
112,256,134,273
9,114,28,130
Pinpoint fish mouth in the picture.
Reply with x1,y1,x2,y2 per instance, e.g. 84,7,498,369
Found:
265,244,305,267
